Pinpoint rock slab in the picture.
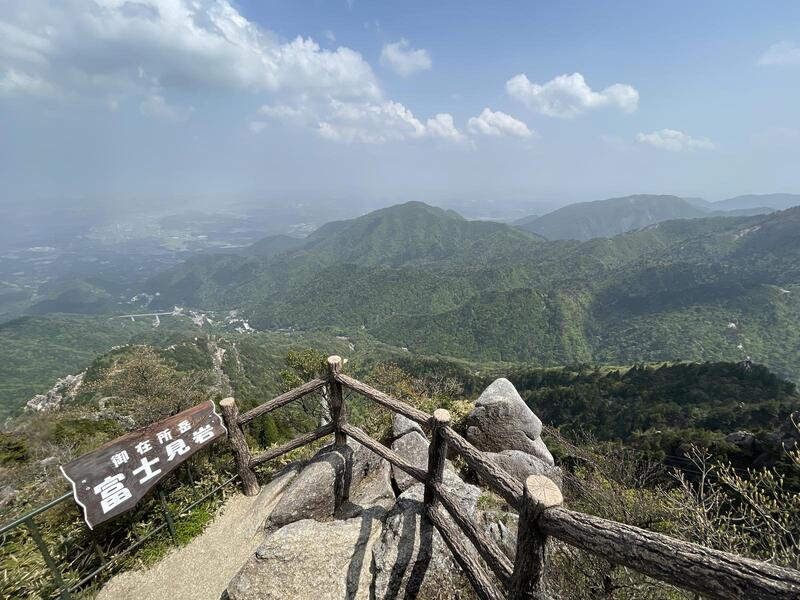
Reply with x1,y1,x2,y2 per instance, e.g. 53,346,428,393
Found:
228,509,384,600
372,483,480,600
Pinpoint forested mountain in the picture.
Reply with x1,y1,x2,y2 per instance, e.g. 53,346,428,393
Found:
513,194,773,241
514,194,709,240
4,200,798,414
713,193,800,212
141,202,800,381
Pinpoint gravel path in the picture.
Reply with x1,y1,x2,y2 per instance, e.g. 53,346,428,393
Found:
97,467,298,600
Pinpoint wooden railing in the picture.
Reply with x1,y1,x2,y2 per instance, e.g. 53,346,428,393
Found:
219,356,800,600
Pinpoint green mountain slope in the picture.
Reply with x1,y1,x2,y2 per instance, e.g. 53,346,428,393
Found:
123,204,800,381
516,195,710,240
515,194,775,241
245,234,305,257
282,200,544,267
147,201,544,309
0,315,186,417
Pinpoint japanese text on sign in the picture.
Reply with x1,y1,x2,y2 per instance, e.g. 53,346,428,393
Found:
60,400,227,529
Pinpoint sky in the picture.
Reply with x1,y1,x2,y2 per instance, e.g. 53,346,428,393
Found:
0,0,799,213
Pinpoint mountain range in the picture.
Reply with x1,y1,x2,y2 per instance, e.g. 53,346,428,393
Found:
142,200,800,380
513,193,800,241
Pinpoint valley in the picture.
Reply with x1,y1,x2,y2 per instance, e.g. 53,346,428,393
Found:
1,195,798,420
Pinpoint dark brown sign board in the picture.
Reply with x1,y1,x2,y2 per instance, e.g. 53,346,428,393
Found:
60,400,227,529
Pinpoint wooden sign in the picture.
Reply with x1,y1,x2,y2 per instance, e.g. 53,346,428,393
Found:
60,400,227,529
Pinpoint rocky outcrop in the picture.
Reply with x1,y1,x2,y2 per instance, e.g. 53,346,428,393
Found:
266,445,353,530
228,509,385,600
483,450,561,487
465,378,561,486
267,439,397,529
372,483,480,600
465,378,542,453
477,509,519,560
228,382,562,600
339,444,395,519
25,372,84,412
390,429,430,492
725,430,756,452
392,414,424,439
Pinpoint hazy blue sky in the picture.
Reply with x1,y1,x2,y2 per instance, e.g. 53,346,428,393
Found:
1,0,798,211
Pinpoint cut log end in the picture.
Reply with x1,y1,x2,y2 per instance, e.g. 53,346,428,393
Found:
525,475,563,510
220,397,235,408
433,408,451,424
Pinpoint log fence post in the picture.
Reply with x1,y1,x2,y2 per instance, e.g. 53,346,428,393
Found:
327,355,347,446
510,475,563,599
219,397,259,496
424,408,450,506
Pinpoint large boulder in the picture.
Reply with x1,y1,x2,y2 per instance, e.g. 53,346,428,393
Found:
392,413,424,439
477,510,519,560
347,438,390,493
372,482,480,600
465,378,543,455
227,509,385,600
390,430,430,492
265,445,352,531
484,450,562,487
529,436,555,466
343,438,396,516
249,462,301,535
725,430,756,452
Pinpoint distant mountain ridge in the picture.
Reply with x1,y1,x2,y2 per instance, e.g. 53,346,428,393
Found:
712,193,800,212
140,201,800,380
514,194,779,241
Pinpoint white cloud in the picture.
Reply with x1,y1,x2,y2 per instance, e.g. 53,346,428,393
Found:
467,108,533,138
380,39,432,77
318,99,426,143
0,0,381,102
506,72,638,118
635,129,717,152
758,41,800,66
426,113,467,143
0,1,462,146
314,101,467,145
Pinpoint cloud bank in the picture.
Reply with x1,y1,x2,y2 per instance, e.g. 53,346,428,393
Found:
635,129,717,152
467,108,533,138
506,72,638,118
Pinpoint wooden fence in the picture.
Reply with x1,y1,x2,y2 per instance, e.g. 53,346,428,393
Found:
220,356,800,600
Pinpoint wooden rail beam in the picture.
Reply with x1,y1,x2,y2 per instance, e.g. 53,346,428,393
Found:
335,373,433,428
219,397,259,496
431,480,513,588
427,502,506,600
237,378,326,425
440,425,524,510
340,423,427,483
539,505,800,600
250,423,335,467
